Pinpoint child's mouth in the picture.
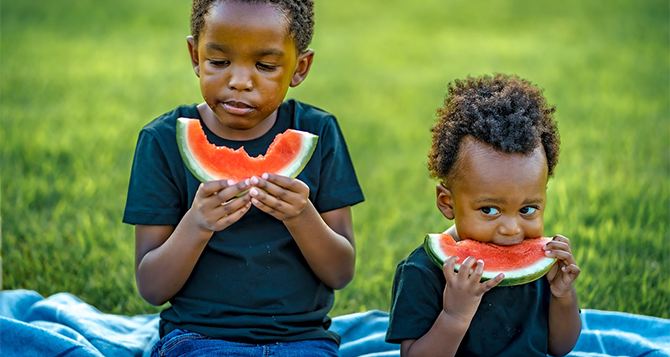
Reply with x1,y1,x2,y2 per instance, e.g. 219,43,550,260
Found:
222,100,254,115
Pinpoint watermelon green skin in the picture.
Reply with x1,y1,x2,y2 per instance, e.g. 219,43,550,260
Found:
423,233,556,287
176,118,318,183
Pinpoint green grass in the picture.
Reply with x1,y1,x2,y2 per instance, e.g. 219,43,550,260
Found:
2,0,668,318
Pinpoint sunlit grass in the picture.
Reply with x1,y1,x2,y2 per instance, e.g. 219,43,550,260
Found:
1,0,668,318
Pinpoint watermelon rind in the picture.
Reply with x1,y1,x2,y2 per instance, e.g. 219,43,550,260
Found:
176,118,214,182
423,233,556,287
176,118,318,183
271,132,318,180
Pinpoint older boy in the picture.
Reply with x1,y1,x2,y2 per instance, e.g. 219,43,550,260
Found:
123,1,364,355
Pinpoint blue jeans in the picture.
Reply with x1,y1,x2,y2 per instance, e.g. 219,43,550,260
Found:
151,328,340,357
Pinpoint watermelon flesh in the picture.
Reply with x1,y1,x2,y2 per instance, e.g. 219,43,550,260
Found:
176,118,318,183
424,233,556,287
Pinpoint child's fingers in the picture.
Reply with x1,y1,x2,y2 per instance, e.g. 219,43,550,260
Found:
481,273,504,292
261,173,305,192
248,187,300,220
248,186,286,215
457,256,476,281
561,263,581,278
211,193,251,217
249,192,276,216
546,262,558,281
547,235,572,249
468,259,487,285
215,180,250,204
212,200,252,230
250,176,303,204
552,234,570,243
442,256,458,280
472,260,503,293
472,260,484,276
196,180,229,197
544,249,577,266
544,240,571,253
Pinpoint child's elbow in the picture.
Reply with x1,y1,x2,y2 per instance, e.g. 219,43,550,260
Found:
326,268,355,290
137,284,169,306
548,339,579,357
548,347,572,357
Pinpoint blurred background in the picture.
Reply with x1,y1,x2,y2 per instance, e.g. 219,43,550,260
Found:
1,0,668,317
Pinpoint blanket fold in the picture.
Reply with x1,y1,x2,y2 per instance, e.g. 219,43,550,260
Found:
0,289,668,357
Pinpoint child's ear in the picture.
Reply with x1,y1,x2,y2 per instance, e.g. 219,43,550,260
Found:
186,36,200,77
436,184,455,220
290,50,314,87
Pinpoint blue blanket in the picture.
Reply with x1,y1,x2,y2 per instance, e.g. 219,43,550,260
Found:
1,289,668,357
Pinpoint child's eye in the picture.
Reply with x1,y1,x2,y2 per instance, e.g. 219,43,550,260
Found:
520,206,538,215
480,207,500,216
209,60,230,67
256,62,277,71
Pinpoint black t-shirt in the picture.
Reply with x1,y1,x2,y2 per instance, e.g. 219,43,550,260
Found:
386,245,551,356
123,99,364,343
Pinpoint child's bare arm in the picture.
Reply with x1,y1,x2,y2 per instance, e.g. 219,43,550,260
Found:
400,257,504,356
545,235,582,356
248,173,355,289
135,180,251,305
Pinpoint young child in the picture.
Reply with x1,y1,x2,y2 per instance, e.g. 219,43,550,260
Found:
122,1,364,355
386,74,581,356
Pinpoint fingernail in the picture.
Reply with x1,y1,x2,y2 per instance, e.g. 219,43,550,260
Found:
251,176,259,185
227,179,235,185
250,188,258,196
262,173,269,179
545,250,551,255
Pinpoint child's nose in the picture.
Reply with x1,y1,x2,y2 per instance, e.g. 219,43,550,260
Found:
498,216,522,236
228,67,253,91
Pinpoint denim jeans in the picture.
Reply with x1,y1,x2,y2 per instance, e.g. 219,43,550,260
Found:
151,328,340,357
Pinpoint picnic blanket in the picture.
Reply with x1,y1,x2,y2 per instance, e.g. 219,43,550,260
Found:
1,289,668,357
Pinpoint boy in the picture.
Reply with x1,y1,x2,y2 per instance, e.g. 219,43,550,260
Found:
122,1,364,355
386,74,581,356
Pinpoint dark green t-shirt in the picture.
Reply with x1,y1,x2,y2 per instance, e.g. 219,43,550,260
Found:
386,245,551,356
123,99,364,343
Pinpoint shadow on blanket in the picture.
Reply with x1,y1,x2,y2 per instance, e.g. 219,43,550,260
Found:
1,289,668,357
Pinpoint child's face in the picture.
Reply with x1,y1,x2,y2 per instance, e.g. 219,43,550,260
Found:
437,137,548,245
187,1,312,137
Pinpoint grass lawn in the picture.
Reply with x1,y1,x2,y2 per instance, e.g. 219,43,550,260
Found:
2,0,668,318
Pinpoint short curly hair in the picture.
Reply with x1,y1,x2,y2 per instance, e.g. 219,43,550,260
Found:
428,73,560,183
190,0,314,53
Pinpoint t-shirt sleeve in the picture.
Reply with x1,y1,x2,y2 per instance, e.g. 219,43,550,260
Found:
122,129,184,225
386,259,444,343
312,117,364,212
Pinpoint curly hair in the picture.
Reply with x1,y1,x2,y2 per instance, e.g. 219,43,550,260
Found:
428,73,560,183
190,0,314,53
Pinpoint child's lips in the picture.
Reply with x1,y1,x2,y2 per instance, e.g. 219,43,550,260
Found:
221,100,254,115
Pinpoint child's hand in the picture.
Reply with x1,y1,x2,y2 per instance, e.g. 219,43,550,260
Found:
247,173,310,221
190,179,251,232
544,235,581,298
442,256,504,323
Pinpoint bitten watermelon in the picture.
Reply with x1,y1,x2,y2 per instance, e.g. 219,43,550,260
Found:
424,233,556,286
176,118,318,183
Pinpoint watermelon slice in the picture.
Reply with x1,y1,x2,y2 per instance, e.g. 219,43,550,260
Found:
176,118,318,183
424,233,556,287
